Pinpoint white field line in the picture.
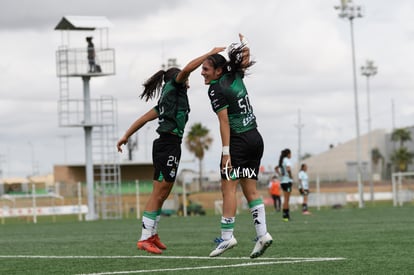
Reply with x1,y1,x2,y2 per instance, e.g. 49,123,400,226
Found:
0,255,344,261
0,255,346,275
76,258,346,275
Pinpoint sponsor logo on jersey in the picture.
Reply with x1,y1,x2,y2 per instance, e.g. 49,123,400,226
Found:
223,159,257,180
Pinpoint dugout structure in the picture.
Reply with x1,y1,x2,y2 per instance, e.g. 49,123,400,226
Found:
54,16,121,220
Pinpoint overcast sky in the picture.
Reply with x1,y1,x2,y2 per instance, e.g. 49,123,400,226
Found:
0,0,413,178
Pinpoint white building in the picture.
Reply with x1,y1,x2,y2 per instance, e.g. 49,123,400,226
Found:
295,126,414,182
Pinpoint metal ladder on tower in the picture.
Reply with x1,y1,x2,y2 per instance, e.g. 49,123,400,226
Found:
57,45,70,126
93,96,122,219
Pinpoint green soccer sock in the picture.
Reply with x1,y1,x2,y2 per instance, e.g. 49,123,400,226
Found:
220,216,235,240
249,199,267,237
153,209,162,234
140,211,157,240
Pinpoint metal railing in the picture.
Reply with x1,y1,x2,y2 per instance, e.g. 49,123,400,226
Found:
56,48,115,77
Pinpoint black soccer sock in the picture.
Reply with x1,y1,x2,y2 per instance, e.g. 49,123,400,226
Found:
302,203,308,212
282,209,290,219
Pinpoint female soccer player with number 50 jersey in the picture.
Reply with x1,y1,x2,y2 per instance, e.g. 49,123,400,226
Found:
201,34,272,259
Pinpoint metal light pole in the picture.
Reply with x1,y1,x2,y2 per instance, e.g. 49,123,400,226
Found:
361,60,378,202
28,141,38,176
295,109,304,172
335,0,364,208
58,134,70,163
0,154,5,179
82,75,98,221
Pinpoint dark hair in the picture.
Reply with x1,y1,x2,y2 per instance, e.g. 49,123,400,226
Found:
205,43,255,77
140,67,181,101
205,54,227,71
278,148,291,174
227,43,255,75
300,164,306,171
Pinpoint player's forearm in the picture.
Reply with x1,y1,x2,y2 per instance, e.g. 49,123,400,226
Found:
123,109,157,138
217,111,230,147
178,47,225,83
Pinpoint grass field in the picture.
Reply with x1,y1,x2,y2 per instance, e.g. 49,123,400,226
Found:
0,204,413,274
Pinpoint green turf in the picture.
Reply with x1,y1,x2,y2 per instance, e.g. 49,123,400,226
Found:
0,204,413,274
120,181,183,195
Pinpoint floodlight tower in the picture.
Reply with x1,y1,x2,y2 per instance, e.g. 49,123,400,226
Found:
54,16,121,220
295,109,304,172
361,60,378,202
334,0,365,208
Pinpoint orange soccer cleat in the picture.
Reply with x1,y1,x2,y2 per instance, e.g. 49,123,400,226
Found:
149,234,167,250
137,239,162,254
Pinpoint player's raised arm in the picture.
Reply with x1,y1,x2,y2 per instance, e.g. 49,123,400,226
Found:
176,47,226,84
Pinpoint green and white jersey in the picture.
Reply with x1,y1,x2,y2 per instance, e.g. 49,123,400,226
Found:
153,76,190,138
298,170,309,189
281,157,293,184
208,72,257,134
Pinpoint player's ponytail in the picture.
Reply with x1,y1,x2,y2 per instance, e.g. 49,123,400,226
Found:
278,148,291,176
140,67,181,101
227,43,255,76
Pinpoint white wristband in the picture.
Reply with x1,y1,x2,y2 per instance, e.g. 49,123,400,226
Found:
222,146,230,155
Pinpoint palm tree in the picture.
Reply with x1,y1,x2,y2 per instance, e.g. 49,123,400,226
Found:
390,128,413,172
185,123,213,188
391,128,412,148
391,147,414,172
371,148,383,175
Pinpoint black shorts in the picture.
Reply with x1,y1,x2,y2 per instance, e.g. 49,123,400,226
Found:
152,133,182,183
220,128,263,180
299,188,310,196
281,182,292,193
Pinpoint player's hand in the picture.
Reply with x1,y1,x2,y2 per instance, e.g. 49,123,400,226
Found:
221,154,231,169
116,136,128,153
221,154,233,180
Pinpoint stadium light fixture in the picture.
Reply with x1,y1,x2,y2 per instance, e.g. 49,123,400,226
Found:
334,0,364,208
361,60,378,202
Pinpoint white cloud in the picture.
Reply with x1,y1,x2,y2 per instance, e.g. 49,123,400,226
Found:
1,0,414,177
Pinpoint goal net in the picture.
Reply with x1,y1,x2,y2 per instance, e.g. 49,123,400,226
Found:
392,171,414,206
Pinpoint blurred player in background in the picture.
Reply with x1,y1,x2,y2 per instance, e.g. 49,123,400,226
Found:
298,163,311,215
268,175,281,212
278,148,293,221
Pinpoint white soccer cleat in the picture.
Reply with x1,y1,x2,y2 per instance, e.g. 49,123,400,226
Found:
250,232,273,258
209,236,238,257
